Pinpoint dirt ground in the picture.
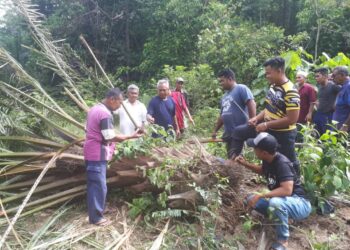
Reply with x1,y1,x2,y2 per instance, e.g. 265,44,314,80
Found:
11,167,350,250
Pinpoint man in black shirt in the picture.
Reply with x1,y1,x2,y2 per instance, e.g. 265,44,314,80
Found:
236,132,311,250
313,67,341,135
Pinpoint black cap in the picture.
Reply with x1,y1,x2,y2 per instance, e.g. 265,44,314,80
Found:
246,132,278,153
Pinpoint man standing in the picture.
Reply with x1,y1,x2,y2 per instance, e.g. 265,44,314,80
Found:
332,66,350,132
313,67,341,135
174,77,190,107
295,71,316,124
115,84,147,135
171,79,195,133
236,133,311,250
230,57,301,175
212,69,256,159
147,79,180,136
84,88,143,226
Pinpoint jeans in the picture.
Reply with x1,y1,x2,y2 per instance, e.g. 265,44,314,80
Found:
231,124,300,175
247,194,312,241
86,160,107,224
313,111,333,136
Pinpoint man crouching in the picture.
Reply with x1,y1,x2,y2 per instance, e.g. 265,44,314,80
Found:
235,133,311,250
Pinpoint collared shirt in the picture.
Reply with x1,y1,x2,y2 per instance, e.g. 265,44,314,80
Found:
333,79,350,127
84,103,116,161
298,83,317,123
264,81,300,131
147,96,176,130
115,100,147,136
171,91,188,130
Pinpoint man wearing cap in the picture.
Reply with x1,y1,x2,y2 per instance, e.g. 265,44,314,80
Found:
230,57,301,175
296,71,316,125
171,77,195,134
115,84,147,136
236,133,311,250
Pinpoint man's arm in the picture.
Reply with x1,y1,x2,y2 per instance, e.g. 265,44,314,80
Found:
248,110,265,127
256,109,299,132
247,181,294,208
235,155,263,174
184,106,195,125
110,131,143,142
306,87,317,122
246,99,256,118
212,116,223,138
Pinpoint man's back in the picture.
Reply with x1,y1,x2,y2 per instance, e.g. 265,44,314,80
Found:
333,80,350,125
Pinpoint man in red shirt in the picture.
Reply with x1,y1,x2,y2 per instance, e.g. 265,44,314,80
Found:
296,71,316,124
171,78,194,134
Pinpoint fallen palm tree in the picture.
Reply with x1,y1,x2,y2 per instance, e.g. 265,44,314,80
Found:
0,1,246,247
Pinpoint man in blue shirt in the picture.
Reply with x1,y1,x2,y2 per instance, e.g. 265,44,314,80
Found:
332,66,350,132
147,79,179,137
212,69,256,159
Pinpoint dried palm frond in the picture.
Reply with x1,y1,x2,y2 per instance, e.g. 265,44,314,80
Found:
12,0,89,111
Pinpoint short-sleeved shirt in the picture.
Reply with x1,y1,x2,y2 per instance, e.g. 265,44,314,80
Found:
317,81,341,113
115,100,147,135
298,83,317,123
220,84,254,134
171,91,188,130
262,153,306,198
333,79,350,127
264,81,300,131
84,103,116,161
147,96,176,130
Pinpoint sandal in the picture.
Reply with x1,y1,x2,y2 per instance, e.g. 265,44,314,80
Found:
270,242,287,250
94,218,112,227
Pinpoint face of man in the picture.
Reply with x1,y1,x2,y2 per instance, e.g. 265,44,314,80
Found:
264,66,282,85
127,89,139,103
109,95,123,111
157,83,169,99
315,73,328,85
219,76,232,90
296,74,306,86
332,70,346,85
176,81,183,91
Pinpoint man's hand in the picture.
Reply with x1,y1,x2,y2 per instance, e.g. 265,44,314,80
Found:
248,117,258,127
255,122,268,133
211,131,217,139
235,155,247,166
131,129,144,139
340,124,349,132
147,115,155,124
189,117,195,126
246,194,262,208
176,129,181,137
306,113,312,123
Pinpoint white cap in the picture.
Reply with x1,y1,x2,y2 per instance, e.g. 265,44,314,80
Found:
176,77,184,83
296,71,308,78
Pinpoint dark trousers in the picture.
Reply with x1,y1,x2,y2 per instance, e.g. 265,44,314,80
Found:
86,160,107,224
231,124,300,175
313,111,333,136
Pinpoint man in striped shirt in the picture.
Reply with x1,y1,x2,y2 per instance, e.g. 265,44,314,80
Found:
230,57,301,176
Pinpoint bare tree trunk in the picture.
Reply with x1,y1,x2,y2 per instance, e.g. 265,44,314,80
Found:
125,3,130,82
313,0,320,61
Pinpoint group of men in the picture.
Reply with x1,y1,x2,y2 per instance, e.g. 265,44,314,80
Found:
296,66,350,137
212,57,350,249
83,77,194,227
83,56,350,249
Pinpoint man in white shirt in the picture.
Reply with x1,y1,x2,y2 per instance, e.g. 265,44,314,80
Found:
115,84,147,135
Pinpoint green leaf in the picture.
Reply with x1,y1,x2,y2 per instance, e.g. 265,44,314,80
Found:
332,176,342,189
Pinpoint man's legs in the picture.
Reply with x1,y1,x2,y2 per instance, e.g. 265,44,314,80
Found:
229,124,257,159
86,161,107,224
268,196,312,242
313,111,333,136
269,129,300,175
